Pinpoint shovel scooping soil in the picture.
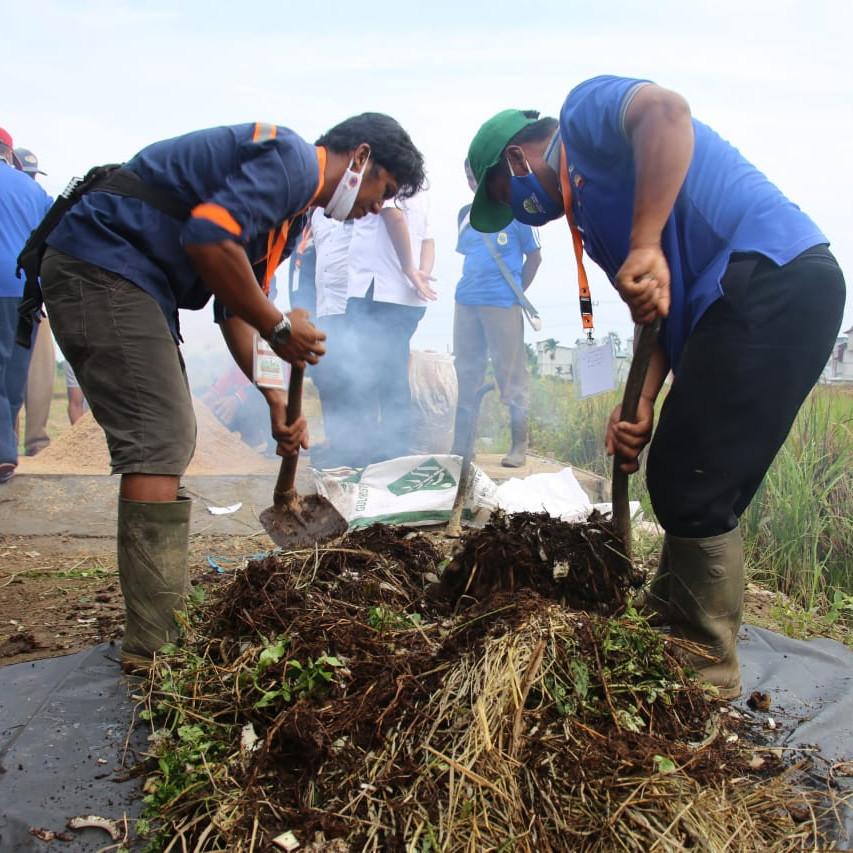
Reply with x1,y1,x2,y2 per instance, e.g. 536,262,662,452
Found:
259,365,347,549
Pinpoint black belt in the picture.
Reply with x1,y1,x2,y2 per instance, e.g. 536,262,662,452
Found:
15,165,192,348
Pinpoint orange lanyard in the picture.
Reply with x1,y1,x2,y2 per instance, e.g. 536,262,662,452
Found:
559,143,594,334
296,222,313,256
261,224,290,294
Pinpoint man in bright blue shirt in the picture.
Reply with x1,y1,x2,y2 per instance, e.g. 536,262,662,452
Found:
38,113,425,669
452,158,541,467
0,127,51,484
467,77,845,699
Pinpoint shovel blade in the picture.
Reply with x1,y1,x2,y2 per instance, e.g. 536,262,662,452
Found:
260,494,348,549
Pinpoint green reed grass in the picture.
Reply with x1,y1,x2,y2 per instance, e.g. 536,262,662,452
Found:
741,388,853,609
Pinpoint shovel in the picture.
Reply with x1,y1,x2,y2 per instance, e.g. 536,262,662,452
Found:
611,317,661,561
259,364,348,549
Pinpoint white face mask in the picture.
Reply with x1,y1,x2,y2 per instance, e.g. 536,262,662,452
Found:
323,151,371,221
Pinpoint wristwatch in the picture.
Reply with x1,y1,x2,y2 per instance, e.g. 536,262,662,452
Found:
267,315,292,347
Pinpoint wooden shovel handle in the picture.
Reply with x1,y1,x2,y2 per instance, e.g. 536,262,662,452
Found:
447,382,495,537
272,364,304,506
611,318,661,558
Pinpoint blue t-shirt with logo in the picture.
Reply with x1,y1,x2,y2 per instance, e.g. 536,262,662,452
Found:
560,75,827,369
455,204,540,306
48,123,321,340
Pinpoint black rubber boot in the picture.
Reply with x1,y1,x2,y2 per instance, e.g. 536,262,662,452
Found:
667,528,744,700
501,406,528,468
117,495,192,671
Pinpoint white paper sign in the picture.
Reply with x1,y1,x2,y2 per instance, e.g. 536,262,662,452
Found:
573,340,616,399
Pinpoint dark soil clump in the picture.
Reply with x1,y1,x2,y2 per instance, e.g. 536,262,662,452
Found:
439,509,644,613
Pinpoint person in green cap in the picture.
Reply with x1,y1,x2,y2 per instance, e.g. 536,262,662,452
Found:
467,75,845,699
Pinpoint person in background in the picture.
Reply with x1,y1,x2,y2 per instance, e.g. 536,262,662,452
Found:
0,128,51,483
35,114,425,669
199,362,277,456
15,148,56,456
64,360,89,424
467,77,845,699
287,219,317,315
452,158,541,467
342,189,437,466
308,207,354,468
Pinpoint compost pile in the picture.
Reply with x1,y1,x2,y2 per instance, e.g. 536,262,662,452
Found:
138,516,838,852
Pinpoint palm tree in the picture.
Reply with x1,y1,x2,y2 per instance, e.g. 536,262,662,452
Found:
525,343,541,378
542,338,559,361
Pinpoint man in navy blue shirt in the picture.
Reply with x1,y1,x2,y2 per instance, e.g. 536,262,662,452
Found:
468,78,845,698
39,113,425,669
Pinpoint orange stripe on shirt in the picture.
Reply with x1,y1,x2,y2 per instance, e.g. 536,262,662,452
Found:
259,147,328,292
191,203,243,237
305,146,327,211
253,122,278,142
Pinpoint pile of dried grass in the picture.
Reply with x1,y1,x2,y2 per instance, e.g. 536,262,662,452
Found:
136,522,842,852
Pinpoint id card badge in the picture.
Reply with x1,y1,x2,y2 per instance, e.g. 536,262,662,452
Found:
573,338,616,399
253,333,290,390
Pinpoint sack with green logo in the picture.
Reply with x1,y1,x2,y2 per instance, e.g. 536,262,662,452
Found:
313,454,497,529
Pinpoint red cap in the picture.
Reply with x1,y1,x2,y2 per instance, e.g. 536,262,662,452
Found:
0,127,23,170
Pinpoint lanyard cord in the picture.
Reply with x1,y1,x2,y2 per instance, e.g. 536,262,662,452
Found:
558,143,594,337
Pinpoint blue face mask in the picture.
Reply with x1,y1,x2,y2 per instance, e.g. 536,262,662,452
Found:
508,159,564,226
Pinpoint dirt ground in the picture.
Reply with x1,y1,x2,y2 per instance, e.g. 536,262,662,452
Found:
1,399,282,666
1,395,645,668
0,523,782,671
0,530,256,666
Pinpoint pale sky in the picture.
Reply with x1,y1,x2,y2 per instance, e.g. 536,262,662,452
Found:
4,0,851,359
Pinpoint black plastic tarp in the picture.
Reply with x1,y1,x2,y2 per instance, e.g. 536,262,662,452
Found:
0,644,146,852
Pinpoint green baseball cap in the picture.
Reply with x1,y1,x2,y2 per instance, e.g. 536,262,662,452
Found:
468,109,540,232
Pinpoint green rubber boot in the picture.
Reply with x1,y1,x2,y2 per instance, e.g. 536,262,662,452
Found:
501,406,528,468
667,528,744,700
117,496,192,672
633,535,671,626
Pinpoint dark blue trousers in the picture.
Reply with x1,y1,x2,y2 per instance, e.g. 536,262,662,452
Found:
647,245,845,538
341,284,425,465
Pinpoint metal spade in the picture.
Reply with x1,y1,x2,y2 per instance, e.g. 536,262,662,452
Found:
259,365,348,549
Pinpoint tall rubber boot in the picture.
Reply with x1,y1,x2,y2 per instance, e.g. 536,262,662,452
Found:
633,535,671,626
451,406,473,457
117,495,192,671
667,529,744,700
501,406,528,468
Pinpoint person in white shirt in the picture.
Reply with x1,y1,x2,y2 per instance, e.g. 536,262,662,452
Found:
309,208,355,466
342,190,436,465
